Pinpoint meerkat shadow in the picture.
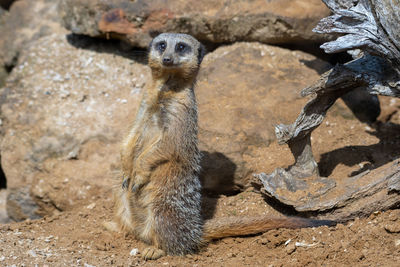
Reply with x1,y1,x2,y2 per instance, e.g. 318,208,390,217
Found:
200,151,238,220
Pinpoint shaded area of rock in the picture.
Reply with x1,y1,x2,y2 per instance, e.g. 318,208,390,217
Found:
0,0,15,10
6,186,42,221
0,0,64,74
59,0,331,49
0,189,10,223
341,88,381,124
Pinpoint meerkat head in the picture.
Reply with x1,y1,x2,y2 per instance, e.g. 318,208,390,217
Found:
148,33,206,79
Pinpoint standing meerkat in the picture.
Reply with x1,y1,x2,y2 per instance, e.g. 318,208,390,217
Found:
104,33,335,260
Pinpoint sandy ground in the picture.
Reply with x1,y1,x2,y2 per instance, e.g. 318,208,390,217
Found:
0,189,399,267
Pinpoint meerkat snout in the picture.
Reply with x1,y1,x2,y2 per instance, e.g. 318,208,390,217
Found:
162,56,173,66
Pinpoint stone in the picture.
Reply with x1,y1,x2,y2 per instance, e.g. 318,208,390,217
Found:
59,0,331,49
196,42,329,193
6,186,41,221
0,0,64,70
1,33,148,214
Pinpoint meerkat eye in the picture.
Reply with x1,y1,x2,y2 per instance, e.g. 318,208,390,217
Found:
176,42,187,53
157,41,166,52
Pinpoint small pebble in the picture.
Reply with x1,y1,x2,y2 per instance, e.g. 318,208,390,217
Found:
86,203,96,210
285,243,296,254
28,250,37,257
384,223,400,233
130,248,138,256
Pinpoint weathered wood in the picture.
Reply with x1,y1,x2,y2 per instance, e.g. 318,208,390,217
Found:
315,0,400,70
256,0,400,220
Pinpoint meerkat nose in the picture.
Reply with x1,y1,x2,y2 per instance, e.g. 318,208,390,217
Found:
162,56,173,66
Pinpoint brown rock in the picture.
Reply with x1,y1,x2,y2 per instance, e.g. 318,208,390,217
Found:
6,186,41,221
0,6,7,87
385,222,400,233
59,0,331,49
197,42,329,193
0,0,64,68
285,242,296,254
1,33,148,213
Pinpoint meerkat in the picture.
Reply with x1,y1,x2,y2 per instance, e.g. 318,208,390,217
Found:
104,33,335,260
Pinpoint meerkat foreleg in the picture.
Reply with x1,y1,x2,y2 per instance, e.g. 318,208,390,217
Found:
127,135,163,191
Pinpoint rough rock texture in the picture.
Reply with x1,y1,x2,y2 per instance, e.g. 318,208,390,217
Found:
59,0,331,49
0,0,63,71
1,33,148,215
0,189,9,223
6,186,42,221
197,42,330,193
0,6,8,87
0,32,329,214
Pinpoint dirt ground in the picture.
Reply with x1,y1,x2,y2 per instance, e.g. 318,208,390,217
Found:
0,190,399,267
0,95,399,266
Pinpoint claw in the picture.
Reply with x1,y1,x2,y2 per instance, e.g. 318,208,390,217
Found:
142,247,165,260
122,178,129,190
131,183,140,192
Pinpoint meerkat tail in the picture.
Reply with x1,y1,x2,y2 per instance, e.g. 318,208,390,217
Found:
203,216,336,241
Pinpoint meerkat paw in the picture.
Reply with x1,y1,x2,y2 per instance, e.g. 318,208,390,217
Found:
122,177,130,190
103,221,120,232
142,247,166,260
130,172,150,192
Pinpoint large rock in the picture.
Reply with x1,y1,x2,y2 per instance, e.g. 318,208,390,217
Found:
197,42,330,193
1,33,149,215
0,0,63,70
0,31,329,215
0,6,7,87
59,0,331,49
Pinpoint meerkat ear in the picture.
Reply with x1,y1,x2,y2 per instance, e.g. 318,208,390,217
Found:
197,44,207,65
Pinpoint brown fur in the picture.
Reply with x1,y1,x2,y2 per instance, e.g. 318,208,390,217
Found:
105,33,335,260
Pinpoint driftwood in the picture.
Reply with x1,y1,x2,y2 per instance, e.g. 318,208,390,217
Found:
256,0,400,221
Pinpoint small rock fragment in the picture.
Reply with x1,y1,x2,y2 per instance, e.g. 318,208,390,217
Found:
129,248,138,256
285,242,296,254
86,203,96,210
295,241,319,248
28,250,37,257
384,223,400,233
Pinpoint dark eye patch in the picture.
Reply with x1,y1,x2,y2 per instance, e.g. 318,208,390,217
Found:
156,41,166,52
175,42,191,53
